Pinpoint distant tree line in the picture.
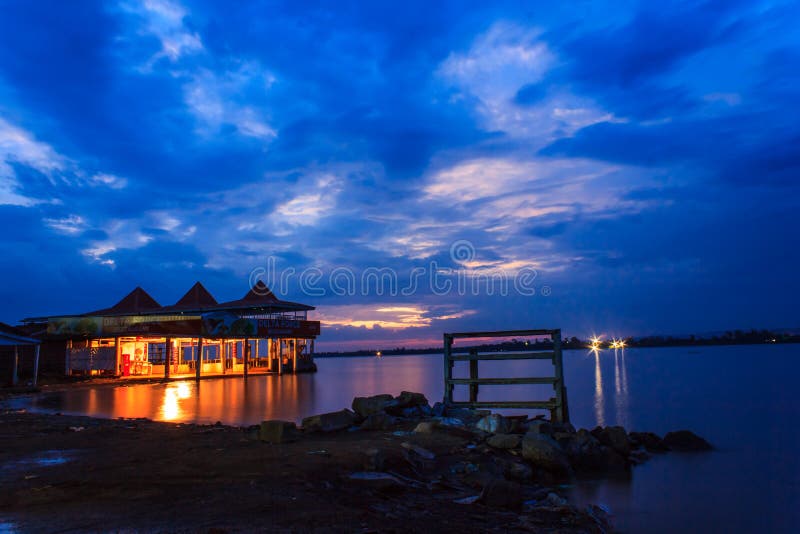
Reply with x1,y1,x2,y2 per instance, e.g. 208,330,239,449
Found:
315,329,799,357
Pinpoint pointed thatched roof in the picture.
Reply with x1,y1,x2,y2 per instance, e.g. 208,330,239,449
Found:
87,287,162,315
173,282,218,308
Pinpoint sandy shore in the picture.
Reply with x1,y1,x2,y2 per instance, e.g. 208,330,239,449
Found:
0,406,610,533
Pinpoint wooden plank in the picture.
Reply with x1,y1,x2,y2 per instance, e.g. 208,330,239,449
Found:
448,351,554,361
448,401,556,410
552,329,568,423
468,349,479,402
443,334,454,404
447,377,557,385
446,329,556,339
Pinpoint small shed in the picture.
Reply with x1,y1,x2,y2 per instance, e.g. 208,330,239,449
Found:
0,322,41,386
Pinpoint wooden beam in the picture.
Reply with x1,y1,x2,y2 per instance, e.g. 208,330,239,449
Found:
443,334,454,404
448,351,554,361
468,348,479,402
164,338,171,379
446,329,557,338
195,338,203,381
448,400,557,410
447,377,558,385
243,338,249,378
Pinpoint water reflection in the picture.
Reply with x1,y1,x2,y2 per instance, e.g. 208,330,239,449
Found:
160,382,191,421
593,349,605,426
613,348,629,428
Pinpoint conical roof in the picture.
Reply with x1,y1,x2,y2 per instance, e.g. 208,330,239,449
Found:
87,287,162,315
239,280,279,303
173,282,218,308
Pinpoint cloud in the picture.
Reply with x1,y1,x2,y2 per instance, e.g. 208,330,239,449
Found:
183,62,277,140
121,0,204,65
437,21,615,141
0,117,65,205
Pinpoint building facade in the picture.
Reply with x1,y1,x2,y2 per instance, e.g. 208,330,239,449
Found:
21,281,320,379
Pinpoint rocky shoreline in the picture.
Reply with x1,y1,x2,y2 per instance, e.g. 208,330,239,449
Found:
0,390,712,532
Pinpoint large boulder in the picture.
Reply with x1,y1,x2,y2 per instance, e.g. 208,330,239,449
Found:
487,433,521,449
593,425,631,456
521,433,571,474
567,429,629,474
413,421,440,434
302,409,357,432
360,413,397,431
386,391,429,415
475,414,511,434
629,431,668,452
258,420,299,443
352,394,395,418
663,430,713,451
504,461,533,481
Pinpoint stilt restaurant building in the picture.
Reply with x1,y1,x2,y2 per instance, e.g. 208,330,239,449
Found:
18,281,320,380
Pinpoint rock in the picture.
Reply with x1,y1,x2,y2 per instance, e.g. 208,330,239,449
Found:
480,479,523,509
504,462,533,481
663,430,713,451
258,420,299,443
545,492,567,507
413,421,439,434
521,433,571,474
595,426,631,456
444,407,489,424
360,413,397,430
566,430,629,474
629,431,668,452
526,420,554,436
351,394,395,418
475,414,511,434
364,448,385,471
487,433,521,449
302,409,357,432
401,406,423,418
394,391,428,408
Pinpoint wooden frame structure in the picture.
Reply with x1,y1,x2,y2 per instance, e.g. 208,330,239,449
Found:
443,329,569,423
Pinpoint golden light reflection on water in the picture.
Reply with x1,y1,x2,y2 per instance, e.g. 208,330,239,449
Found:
160,382,192,421
613,348,629,427
593,349,605,426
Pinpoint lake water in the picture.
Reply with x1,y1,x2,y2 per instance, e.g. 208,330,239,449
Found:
9,344,800,533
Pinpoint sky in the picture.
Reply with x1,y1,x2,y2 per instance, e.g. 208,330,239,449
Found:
0,0,798,350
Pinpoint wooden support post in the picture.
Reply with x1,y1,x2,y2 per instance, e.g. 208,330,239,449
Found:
468,348,479,402
164,338,171,379
33,344,40,387
552,329,567,423
268,339,274,372
220,341,226,375
443,334,454,405
195,338,203,381
114,337,121,376
243,338,249,378
278,340,284,375
291,339,297,373
11,345,19,386
65,339,72,376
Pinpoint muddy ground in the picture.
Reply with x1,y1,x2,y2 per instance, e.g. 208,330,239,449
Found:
0,407,609,533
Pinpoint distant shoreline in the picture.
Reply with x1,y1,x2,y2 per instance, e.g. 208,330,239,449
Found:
316,329,799,357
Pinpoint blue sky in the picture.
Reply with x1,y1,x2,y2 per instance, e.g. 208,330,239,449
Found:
1,0,798,349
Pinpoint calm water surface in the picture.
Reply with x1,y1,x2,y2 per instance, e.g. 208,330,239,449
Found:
11,344,800,533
